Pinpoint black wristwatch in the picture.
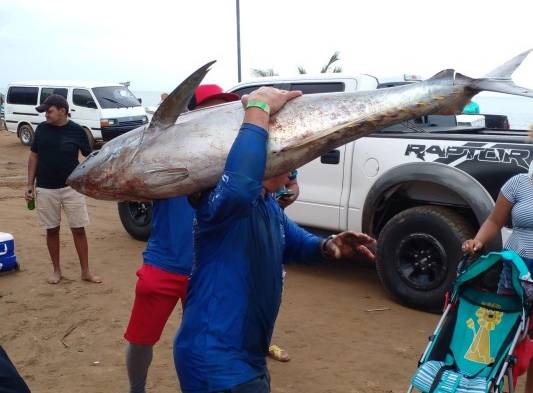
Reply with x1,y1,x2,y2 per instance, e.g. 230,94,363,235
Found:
321,234,336,256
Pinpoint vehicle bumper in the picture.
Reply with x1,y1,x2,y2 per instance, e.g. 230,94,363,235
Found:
101,121,148,142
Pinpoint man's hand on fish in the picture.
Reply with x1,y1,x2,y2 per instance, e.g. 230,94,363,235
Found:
322,232,377,261
277,192,298,209
242,87,303,116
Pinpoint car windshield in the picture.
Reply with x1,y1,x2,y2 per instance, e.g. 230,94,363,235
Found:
92,86,141,109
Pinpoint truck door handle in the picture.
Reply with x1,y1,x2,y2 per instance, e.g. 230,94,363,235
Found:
320,150,340,164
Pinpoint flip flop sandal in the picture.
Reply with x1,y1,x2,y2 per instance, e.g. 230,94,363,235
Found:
268,345,290,362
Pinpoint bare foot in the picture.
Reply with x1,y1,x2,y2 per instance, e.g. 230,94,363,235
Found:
81,273,102,284
47,271,62,284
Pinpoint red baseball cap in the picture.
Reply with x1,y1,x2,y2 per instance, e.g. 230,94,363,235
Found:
188,84,239,110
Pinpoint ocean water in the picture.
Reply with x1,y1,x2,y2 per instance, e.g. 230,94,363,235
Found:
474,94,533,130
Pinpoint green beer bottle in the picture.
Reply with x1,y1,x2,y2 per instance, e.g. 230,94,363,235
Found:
27,189,35,210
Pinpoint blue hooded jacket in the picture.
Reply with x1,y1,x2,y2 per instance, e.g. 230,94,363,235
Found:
174,123,323,393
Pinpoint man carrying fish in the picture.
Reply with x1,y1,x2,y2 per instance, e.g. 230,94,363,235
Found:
123,85,240,393
173,87,377,393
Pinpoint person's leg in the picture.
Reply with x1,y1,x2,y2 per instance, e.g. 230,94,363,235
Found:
269,269,290,362
62,187,100,282
525,363,533,393
125,265,187,393
220,373,270,393
70,227,100,283
36,187,62,284
126,343,153,393
45,226,61,284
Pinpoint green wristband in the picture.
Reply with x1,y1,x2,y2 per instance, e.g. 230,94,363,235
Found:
246,99,270,115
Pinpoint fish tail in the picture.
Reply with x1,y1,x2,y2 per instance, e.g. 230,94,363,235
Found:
456,49,533,98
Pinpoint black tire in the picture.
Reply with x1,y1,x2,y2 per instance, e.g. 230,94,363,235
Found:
117,201,153,241
376,205,474,311
18,124,34,146
84,127,96,150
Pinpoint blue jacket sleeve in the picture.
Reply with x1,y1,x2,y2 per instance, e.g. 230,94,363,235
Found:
195,123,268,223
283,213,324,265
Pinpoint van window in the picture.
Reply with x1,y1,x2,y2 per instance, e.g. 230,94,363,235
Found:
231,85,274,97
73,89,97,108
7,86,39,105
290,82,345,94
92,86,141,109
40,88,68,103
377,82,411,89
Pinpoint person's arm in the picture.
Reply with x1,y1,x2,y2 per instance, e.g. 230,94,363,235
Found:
25,129,39,202
79,127,92,157
194,123,268,223
462,193,513,253
283,214,323,264
26,153,38,202
282,212,376,265
196,88,302,223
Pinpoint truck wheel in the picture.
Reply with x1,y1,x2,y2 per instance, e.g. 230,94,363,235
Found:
376,206,474,311
84,128,96,150
118,201,153,241
19,124,34,146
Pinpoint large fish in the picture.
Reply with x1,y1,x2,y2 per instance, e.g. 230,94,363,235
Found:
68,50,533,201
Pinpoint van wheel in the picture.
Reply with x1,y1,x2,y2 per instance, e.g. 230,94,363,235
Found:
84,128,96,150
376,206,474,312
19,124,34,146
118,201,153,241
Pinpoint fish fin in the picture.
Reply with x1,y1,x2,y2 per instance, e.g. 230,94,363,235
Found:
143,167,189,187
458,49,533,98
468,78,533,98
149,61,216,130
484,48,533,79
428,69,455,80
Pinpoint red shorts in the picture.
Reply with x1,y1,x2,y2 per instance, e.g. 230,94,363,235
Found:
124,264,189,345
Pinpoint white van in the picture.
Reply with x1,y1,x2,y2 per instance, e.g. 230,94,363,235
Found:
4,81,148,146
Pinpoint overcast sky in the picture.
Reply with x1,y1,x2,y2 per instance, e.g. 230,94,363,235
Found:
1,0,533,92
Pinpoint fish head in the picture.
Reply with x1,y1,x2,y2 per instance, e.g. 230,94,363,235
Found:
67,126,147,200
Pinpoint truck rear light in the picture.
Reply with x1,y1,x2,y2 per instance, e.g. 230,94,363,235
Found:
404,74,422,81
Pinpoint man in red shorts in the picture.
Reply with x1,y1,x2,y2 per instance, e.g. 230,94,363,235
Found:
124,85,240,393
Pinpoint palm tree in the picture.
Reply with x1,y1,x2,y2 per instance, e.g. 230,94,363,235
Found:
297,51,342,74
320,51,342,73
251,68,278,77
251,51,342,77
